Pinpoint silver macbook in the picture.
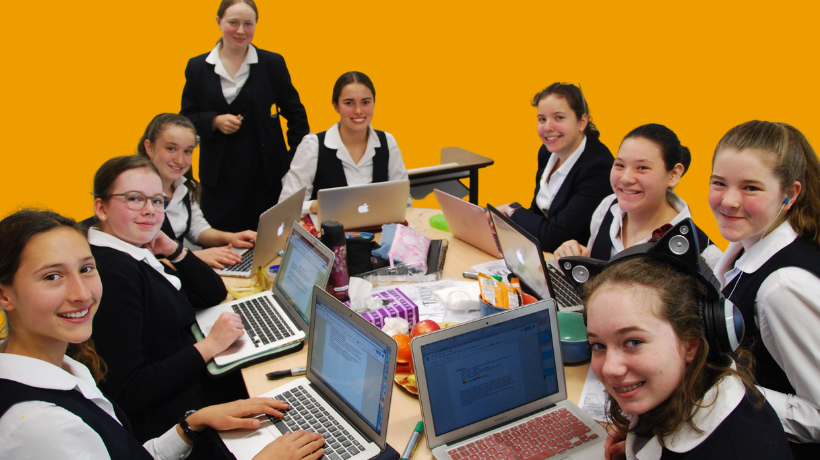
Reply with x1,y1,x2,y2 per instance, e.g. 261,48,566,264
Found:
216,187,307,277
196,223,334,366
315,180,410,230
220,286,398,460
412,300,606,460
488,205,584,312
434,189,502,258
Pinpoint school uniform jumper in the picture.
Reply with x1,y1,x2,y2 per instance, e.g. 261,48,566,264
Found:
88,230,246,444
716,221,820,459
278,124,409,215
586,192,723,267
510,135,613,253
181,44,309,232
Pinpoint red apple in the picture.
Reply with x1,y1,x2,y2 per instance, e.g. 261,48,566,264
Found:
410,320,441,338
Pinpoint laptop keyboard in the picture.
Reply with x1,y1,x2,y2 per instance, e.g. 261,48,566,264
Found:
547,264,583,309
222,248,255,272
231,296,294,347
446,407,599,460
272,385,365,460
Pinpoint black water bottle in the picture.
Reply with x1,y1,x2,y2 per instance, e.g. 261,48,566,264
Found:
321,221,349,300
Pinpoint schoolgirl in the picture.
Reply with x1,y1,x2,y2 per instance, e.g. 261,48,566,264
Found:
138,113,256,269
710,120,820,458
278,71,410,215
496,83,613,252
554,123,721,266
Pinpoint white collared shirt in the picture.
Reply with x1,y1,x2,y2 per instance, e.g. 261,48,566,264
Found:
714,221,820,443
165,178,211,244
205,43,258,104
278,124,410,215
0,343,191,459
87,228,182,291
627,373,746,459
535,136,587,213
586,191,723,268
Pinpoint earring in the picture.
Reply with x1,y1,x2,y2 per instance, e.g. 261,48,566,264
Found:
100,215,106,221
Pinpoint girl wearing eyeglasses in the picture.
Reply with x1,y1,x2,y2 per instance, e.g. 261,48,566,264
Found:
88,155,249,448
137,113,257,270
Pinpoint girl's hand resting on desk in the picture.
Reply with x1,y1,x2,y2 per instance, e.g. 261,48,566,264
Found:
213,114,242,134
194,312,244,361
229,230,257,249
553,240,590,260
256,430,325,460
194,245,243,269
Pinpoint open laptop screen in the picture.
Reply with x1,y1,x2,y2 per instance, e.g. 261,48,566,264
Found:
310,295,393,434
489,207,552,300
275,226,332,325
419,309,559,436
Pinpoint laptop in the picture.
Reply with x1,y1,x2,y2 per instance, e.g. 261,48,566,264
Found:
216,187,307,277
220,286,398,460
434,189,502,258
488,205,584,312
315,180,410,230
412,300,607,460
195,223,334,366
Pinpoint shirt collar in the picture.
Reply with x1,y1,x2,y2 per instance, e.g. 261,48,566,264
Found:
610,191,692,245
205,43,258,81
323,124,381,166
87,228,182,290
717,220,797,286
168,177,189,207
0,343,113,410
628,372,746,459
544,135,587,179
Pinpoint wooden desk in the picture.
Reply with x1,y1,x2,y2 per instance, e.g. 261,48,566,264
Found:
408,147,494,205
237,208,590,460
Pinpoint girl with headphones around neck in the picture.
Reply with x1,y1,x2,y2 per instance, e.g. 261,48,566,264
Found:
553,124,722,266
0,209,325,460
138,113,258,270
495,83,613,252
278,71,410,215
709,120,820,459
585,257,792,459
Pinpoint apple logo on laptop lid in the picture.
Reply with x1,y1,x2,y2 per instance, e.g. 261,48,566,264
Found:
358,203,369,214
277,222,284,237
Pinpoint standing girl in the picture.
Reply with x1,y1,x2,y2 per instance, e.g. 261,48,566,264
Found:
278,71,409,215
496,83,613,252
181,0,309,232
138,113,257,269
710,120,820,458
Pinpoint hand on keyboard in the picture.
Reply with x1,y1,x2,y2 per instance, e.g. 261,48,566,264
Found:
256,430,325,460
194,245,243,269
194,311,245,361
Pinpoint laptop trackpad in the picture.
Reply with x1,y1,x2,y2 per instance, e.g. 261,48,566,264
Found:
222,416,281,460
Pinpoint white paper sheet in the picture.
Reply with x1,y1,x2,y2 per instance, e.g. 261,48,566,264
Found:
470,259,511,279
578,365,610,423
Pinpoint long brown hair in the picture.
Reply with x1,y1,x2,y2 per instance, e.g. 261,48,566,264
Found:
714,120,820,248
0,208,107,382
582,258,758,442
136,113,201,202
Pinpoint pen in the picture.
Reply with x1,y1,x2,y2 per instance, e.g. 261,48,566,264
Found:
400,421,424,460
266,366,306,380
462,271,478,279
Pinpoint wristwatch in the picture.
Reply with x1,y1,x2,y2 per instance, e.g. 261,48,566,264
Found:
179,410,201,443
507,202,523,217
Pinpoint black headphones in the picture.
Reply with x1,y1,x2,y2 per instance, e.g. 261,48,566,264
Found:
558,219,744,361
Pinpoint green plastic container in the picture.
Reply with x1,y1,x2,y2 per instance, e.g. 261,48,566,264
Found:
429,213,450,232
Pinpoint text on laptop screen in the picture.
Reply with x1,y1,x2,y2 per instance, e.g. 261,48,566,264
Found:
310,298,392,434
420,310,559,436
492,213,552,300
276,229,332,324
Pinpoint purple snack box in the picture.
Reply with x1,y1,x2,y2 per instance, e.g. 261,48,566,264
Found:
344,288,419,330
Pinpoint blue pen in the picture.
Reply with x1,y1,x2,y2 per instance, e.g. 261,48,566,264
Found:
401,421,424,460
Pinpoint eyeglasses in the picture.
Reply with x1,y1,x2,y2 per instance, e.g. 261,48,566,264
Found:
108,191,169,212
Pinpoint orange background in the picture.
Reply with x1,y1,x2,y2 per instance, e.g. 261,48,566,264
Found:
3,0,819,250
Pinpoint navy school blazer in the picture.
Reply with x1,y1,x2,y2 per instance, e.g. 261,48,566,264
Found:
180,47,310,188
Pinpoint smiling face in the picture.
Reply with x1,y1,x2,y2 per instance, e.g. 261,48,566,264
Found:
611,137,682,215
333,83,374,135
217,2,256,51
587,283,697,416
709,148,799,249
0,228,101,363
144,124,196,188
95,168,164,247
536,94,587,157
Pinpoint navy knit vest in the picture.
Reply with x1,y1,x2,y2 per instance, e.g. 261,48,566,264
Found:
0,378,152,459
722,237,820,396
310,130,390,201
590,200,713,260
